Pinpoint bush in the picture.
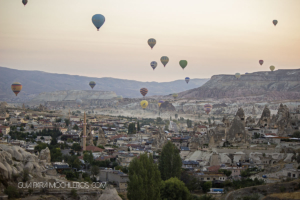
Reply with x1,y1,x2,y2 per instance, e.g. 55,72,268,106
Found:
22,169,30,182
71,188,78,198
4,185,20,199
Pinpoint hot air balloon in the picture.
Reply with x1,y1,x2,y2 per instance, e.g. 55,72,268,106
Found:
140,88,148,97
89,81,96,89
259,60,264,65
11,82,22,96
160,56,169,67
179,60,188,70
172,93,178,99
270,65,275,71
273,20,278,26
148,38,156,49
92,14,105,31
185,77,190,84
158,100,164,107
235,73,241,79
204,104,213,114
117,95,123,100
140,100,148,109
76,99,82,107
22,0,28,6
150,61,157,70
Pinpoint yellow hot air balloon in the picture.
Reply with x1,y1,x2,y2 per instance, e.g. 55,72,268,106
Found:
270,65,275,71
11,82,22,96
172,93,178,99
140,100,148,109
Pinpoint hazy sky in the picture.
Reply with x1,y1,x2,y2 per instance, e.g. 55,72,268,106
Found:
0,0,299,82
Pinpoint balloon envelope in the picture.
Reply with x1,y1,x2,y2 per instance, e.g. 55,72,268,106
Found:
270,65,275,71
204,104,213,114
11,82,22,96
259,60,264,65
179,60,188,69
160,56,169,67
150,61,157,70
92,14,105,31
158,100,164,107
140,88,148,97
185,77,190,84
235,73,241,79
22,0,28,6
140,100,148,109
172,93,178,99
89,81,96,89
148,38,156,49
273,20,278,26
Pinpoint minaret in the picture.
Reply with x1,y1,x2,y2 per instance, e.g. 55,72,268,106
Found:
83,112,87,151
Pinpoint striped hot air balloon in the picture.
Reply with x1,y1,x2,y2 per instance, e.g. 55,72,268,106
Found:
89,81,96,89
160,56,169,67
148,38,156,49
11,82,22,96
140,88,148,97
204,104,213,114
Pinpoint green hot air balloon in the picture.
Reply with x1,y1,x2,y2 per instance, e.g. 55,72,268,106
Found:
270,65,275,71
161,56,169,67
179,60,188,70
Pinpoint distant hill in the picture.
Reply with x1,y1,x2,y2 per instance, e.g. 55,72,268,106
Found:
177,69,300,103
0,66,208,102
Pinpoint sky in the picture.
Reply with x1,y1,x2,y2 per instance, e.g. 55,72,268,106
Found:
0,0,299,82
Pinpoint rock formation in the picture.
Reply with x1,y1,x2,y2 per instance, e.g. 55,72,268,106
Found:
159,101,176,113
275,104,293,136
227,116,250,144
257,106,271,128
39,147,51,163
0,144,46,180
246,116,256,127
97,127,107,146
152,127,167,149
99,186,122,200
236,108,245,126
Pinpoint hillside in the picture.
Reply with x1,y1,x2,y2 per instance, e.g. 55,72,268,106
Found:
178,69,300,103
0,66,208,102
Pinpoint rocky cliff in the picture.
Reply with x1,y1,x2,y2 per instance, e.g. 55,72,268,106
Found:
179,69,300,103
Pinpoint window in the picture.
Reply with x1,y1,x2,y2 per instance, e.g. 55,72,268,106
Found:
207,178,210,180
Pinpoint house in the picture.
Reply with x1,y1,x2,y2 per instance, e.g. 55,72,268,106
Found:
0,118,7,124
196,172,227,182
0,126,10,135
97,169,129,191
196,125,208,133
85,146,104,153
182,161,199,169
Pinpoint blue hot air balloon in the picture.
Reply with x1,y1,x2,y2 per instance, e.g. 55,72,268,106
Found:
185,77,190,84
92,14,105,31
150,61,157,70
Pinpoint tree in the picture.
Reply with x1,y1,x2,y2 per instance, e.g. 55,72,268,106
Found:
187,119,192,128
70,189,78,199
208,118,211,125
34,143,48,152
157,117,163,123
160,177,190,200
73,124,79,130
83,151,94,166
159,141,182,181
71,143,81,151
51,148,62,162
128,123,136,134
97,145,105,149
292,131,300,138
127,154,161,200
175,114,178,119
137,121,140,132
65,119,70,126
91,165,100,178
50,137,57,146
218,169,232,177
201,181,212,193
22,169,30,182
199,195,216,200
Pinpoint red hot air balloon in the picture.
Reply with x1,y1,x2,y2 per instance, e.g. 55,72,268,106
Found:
259,60,264,65
140,88,148,97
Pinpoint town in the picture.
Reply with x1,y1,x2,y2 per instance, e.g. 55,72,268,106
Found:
0,100,299,200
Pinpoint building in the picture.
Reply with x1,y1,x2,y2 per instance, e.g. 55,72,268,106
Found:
97,169,129,191
0,126,10,135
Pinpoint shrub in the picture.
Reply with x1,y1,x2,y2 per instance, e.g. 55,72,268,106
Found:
71,188,77,198
4,185,20,199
